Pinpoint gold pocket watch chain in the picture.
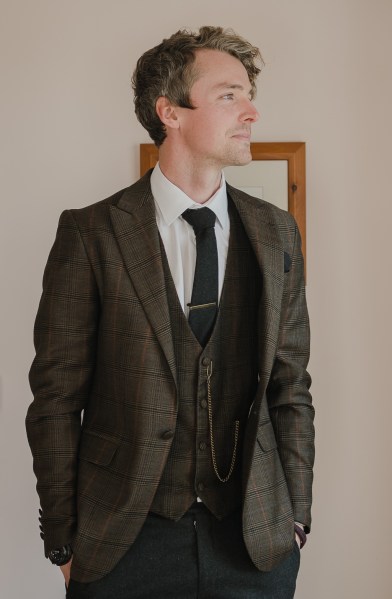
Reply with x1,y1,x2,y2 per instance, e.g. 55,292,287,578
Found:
206,361,239,483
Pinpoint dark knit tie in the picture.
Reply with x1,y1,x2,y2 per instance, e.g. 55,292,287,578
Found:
182,207,218,346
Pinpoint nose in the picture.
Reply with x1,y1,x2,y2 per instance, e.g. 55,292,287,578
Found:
240,98,260,123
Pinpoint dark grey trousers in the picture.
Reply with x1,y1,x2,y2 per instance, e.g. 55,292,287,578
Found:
66,504,300,599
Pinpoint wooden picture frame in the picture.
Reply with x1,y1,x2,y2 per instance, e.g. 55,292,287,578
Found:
140,141,306,270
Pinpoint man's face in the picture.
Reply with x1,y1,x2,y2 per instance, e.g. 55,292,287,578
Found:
175,49,259,169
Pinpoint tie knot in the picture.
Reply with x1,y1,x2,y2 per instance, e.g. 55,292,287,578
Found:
182,207,216,234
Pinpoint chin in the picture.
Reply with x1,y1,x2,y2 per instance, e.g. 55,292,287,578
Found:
227,151,252,167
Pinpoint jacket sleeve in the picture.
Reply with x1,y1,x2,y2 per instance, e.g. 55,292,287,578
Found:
26,210,99,554
266,217,315,533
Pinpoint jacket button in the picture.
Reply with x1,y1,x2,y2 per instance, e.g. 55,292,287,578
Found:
161,430,174,440
201,357,210,366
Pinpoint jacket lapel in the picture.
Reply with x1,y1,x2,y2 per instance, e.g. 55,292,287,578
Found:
108,175,285,395
109,173,177,385
228,185,285,395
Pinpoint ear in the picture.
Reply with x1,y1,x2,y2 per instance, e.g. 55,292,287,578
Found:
155,96,180,130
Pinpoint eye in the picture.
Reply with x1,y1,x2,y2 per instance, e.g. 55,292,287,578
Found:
221,93,234,100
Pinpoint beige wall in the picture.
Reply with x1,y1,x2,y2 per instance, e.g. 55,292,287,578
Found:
1,0,391,596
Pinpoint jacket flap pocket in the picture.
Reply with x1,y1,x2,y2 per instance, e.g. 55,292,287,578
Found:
78,430,119,466
257,421,277,452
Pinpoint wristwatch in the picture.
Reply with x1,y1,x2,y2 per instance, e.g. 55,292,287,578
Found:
47,544,73,566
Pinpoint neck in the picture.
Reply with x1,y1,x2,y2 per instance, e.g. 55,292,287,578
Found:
158,145,222,204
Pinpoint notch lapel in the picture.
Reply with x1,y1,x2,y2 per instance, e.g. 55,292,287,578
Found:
228,185,285,395
109,175,177,385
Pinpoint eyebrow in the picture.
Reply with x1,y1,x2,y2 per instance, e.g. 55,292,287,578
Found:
212,83,254,96
213,83,246,91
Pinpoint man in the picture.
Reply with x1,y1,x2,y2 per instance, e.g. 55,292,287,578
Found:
26,26,314,598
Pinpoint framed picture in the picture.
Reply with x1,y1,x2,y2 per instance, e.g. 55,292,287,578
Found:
140,142,306,270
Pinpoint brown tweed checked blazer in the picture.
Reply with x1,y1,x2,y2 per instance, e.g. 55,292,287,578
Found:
26,170,315,583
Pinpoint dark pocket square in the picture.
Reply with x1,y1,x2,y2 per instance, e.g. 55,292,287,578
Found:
284,252,292,272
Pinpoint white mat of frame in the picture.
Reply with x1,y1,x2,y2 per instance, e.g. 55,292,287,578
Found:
224,160,288,210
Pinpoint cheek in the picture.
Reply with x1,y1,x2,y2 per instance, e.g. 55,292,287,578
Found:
180,108,228,148
187,115,217,141
194,106,222,128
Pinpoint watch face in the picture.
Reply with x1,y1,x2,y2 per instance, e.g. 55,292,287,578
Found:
48,545,72,565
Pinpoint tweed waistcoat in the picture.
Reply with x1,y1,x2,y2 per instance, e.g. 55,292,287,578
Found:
150,201,262,520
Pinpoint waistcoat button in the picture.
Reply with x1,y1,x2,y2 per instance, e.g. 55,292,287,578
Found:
200,399,207,409
201,357,210,366
199,441,207,451
161,429,174,440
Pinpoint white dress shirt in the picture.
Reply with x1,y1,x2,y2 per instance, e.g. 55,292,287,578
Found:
150,163,230,316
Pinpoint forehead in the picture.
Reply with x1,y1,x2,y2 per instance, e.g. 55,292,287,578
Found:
191,49,252,92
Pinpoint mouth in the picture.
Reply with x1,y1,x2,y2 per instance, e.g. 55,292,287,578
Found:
231,131,251,142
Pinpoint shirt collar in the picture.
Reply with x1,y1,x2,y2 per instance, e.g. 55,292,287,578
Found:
150,163,228,230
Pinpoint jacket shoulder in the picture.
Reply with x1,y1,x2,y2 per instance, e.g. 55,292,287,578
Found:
227,183,298,233
66,171,153,227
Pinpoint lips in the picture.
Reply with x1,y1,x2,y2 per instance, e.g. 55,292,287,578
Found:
230,129,251,141
232,134,251,141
